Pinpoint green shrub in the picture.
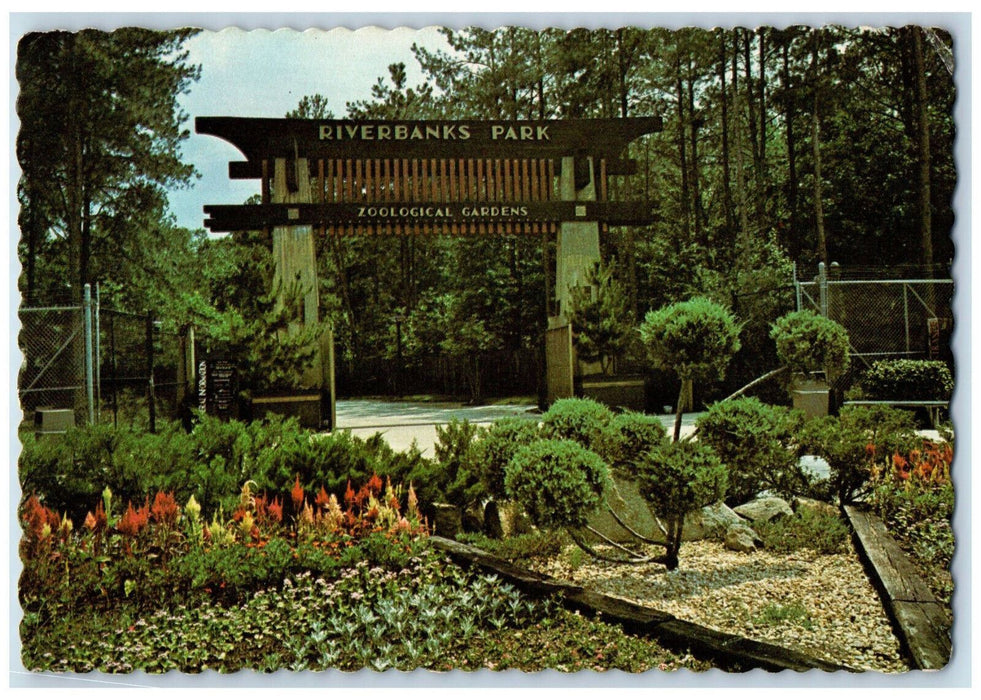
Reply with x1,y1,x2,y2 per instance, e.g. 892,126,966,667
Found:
639,297,742,383
602,411,668,475
696,397,806,505
539,397,614,455
800,405,919,504
770,310,850,378
472,417,541,501
455,531,566,561
635,441,727,568
862,359,954,402
413,419,485,508
755,507,850,555
504,439,610,529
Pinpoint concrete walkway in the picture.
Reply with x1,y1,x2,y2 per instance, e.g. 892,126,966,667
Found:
334,398,700,457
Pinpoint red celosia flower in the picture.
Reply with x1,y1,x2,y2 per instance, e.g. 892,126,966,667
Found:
367,474,383,495
84,511,98,531
232,507,246,522
150,491,180,527
93,501,107,531
117,501,149,537
268,497,283,523
344,481,356,508
291,475,305,511
865,443,877,457
315,486,330,510
364,506,379,521
892,453,908,471
22,495,48,537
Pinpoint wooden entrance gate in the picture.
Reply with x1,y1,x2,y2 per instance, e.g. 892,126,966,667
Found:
197,116,662,426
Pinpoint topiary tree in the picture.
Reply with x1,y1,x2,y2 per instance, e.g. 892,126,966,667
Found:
770,310,850,382
861,359,953,402
695,397,807,506
602,410,669,476
639,297,742,441
504,438,610,530
539,397,615,455
635,440,728,570
472,416,541,502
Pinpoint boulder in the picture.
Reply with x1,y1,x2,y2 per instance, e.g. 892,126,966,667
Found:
682,501,745,541
793,496,839,519
725,522,762,553
483,500,534,539
733,496,793,523
586,477,668,544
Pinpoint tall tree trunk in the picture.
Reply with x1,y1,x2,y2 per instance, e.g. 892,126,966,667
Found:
675,51,691,240
811,32,829,265
782,37,800,260
744,30,760,174
719,32,735,235
687,50,704,245
731,37,751,262
911,27,934,277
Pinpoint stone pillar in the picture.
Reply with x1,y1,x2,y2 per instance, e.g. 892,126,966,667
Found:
555,156,601,320
269,158,335,428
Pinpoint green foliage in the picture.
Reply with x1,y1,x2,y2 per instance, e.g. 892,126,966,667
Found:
568,263,637,373
770,310,850,378
638,297,742,383
635,441,728,522
755,507,850,555
423,419,485,507
861,359,954,402
504,439,610,530
539,397,615,455
603,411,668,474
800,405,919,504
455,531,566,561
635,440,727,568
696,398,807,505
472,417,541,501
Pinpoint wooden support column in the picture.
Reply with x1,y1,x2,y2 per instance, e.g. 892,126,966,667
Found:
546,154,602,403
270,157,335,429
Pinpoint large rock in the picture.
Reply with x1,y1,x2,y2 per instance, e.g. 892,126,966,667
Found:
733,496,794,523
586,477,668,544
682,501,745,541
725,522,762,553
483,500,534,539
792,496,839,519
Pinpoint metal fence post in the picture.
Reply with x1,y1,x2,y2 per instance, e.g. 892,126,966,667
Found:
818,262,828,317
83,283,95,425
94,283,101,422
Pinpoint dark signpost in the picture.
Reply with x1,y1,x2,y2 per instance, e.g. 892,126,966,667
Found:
197,357,238,420
197,115,663,424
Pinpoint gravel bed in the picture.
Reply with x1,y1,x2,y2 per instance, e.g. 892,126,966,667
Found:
529,540,909,673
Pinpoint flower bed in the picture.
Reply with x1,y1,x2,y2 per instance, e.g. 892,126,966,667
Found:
18,477,710,673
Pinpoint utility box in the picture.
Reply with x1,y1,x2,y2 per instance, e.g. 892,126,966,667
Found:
35,408,75,436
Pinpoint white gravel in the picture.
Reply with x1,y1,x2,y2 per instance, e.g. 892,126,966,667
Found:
529,539,909,673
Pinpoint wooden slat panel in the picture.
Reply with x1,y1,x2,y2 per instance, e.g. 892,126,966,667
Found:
600,158,608,201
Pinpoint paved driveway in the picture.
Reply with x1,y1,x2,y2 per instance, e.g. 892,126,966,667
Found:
333,398,699,457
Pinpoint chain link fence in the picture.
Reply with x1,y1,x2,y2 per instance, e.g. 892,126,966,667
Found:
17,284,193,433
795,263,954,387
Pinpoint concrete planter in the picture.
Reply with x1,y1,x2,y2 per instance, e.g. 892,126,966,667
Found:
792,377,830,420
579,374,647,412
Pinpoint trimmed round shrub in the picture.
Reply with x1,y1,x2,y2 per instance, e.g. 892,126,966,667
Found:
770,310,850,377
504,438,610,529
473,417,541,501
602,410,668,473
540,397,615,455
638,297,742,383
862,359,953,402
635,441,728,522
696,397,806,505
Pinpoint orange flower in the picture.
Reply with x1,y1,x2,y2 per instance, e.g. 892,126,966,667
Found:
150,491,180,527
268,497,283,523
291,475,305,511
367,474,383,495
344,480,356,508
315,486,330,510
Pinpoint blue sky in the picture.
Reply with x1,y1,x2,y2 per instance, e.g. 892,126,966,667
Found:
170,26,452,232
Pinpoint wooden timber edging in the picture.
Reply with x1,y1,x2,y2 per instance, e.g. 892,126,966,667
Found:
429,536,854,673
842,505,952,670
